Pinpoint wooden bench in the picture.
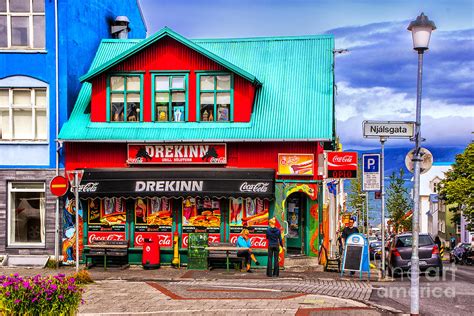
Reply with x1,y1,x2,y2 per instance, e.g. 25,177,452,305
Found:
85,240,129,270
207,242,246,271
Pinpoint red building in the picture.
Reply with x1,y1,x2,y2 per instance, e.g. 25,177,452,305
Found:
59,27,335,266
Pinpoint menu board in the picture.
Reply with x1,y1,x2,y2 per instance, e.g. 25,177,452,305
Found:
134,197,172,248
229,198,269,249
182,197,221,247
87,198,126,233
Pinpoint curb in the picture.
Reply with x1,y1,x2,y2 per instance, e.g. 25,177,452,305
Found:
364,300,407,315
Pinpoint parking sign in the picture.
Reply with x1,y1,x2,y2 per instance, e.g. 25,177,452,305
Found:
363,154,381,191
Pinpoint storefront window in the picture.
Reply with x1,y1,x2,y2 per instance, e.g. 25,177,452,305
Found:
134,197,173,248
8,182,45,246
87,198,126,243
152,74,187,122
198,74,232,122
109,75,142,122
229,197,269,249
182,197,221,247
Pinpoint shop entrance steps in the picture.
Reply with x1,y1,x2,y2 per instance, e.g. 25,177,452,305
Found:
1,255,49,267
284,255,322,272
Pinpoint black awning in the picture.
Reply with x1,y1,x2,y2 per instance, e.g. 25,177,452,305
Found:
76,168,275,199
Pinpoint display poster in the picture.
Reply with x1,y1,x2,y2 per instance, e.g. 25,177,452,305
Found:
229,197,269,249
182,197,221,247
277,154,314,176
87,198,125,233
134,197,172,248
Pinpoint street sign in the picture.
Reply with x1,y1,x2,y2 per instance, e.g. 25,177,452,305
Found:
363,121,415,138
49,176,69,197
327,152,358,178
362,154,381,191
405,147,433,174
66,170,84,186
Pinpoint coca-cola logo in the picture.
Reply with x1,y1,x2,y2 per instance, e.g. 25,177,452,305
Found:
250,236,267,248
135,234,172,247
331,155,354,163
208,235,220,243
239,182,270,193
209,157,226,163
88,233,124,244
182,235,188,247
78,182,99,193
230,236,238,244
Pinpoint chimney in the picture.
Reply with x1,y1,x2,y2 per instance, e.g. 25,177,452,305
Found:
111,16,130,39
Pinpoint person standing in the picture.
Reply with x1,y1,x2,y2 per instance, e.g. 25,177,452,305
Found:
341,217,359,249
236,229,260,272
266,217,283,277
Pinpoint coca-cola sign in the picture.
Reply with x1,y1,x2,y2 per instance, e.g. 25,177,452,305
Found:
78,182,99,193
327,152,358,179
88,232,125,244
134,233,172,248
239,182,270,193
181,233,220,248
229,234,268,249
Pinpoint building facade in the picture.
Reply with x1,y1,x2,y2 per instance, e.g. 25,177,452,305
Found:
0,0,146,260
59,28,335,266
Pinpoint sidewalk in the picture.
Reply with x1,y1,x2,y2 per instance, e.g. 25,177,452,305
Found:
0,265,394,315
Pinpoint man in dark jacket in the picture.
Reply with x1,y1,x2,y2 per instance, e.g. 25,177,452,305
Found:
266,217,283,277
341,217,359,249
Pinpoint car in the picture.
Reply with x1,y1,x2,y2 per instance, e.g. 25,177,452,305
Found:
450,243,472,264
368,236,378,244
369,241,383,260
386,233,443,277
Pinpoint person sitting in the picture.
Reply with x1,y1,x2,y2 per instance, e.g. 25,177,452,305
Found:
236,228,260,272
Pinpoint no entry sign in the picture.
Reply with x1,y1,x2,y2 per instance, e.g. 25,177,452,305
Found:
49,176,69,197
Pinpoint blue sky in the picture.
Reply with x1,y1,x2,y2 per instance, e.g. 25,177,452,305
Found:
139,0,473,149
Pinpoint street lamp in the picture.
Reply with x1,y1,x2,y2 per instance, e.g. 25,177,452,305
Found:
407,12,436,316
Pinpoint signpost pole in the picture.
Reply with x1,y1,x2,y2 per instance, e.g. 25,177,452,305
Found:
380,137,386,278
74,172,79,273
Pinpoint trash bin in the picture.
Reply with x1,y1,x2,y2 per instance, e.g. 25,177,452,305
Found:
142,237,160,269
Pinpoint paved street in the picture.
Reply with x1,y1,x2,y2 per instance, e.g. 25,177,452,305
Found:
369,264,474,316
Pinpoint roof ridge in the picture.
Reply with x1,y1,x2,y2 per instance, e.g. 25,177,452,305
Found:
100,39,143,43
193,34,333,43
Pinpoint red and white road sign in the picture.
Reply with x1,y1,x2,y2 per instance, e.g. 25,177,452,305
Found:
49,176,69,197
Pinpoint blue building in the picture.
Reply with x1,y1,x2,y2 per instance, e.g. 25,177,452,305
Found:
0,0,146,260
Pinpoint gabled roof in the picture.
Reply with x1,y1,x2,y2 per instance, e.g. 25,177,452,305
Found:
79,27,260,85
59,31,334,142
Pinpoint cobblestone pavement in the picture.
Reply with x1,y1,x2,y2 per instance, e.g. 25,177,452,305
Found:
79,280,377,316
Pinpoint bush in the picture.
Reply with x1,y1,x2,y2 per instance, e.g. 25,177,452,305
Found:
45,258,60,269
72,269,94,284
0,273,85,315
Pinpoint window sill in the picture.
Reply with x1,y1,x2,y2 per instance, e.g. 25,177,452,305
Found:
7,244,46,249
0,49,48,54
0,141,49,145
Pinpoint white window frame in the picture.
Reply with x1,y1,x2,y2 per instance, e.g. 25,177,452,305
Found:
7,181,46,247
0,75,49,142
0,0,45,50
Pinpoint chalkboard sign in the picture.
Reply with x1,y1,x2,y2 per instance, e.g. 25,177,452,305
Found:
343,245,363,271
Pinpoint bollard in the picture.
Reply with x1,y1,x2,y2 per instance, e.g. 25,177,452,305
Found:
440,244,445,260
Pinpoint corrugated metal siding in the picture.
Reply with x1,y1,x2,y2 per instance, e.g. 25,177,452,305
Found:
59,35,334,141
65,141,323,180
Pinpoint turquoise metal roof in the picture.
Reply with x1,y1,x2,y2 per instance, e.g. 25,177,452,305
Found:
80,27,260,85
59,31,334,142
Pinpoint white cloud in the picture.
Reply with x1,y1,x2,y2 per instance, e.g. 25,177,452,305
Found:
336,81,474,148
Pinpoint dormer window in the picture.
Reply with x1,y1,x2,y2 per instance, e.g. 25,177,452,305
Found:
152,73,188,122
198,74,232,122
108,74,142,122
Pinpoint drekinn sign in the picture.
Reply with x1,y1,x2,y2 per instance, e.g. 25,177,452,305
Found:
363,121,415,139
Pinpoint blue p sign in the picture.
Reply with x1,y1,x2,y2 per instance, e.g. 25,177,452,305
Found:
363,154,379,172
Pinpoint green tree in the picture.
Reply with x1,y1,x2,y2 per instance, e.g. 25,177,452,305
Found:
439,143,474,229
386,169,412,233
346,162,369,233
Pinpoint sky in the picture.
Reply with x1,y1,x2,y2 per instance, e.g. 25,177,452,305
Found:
139,0,473,150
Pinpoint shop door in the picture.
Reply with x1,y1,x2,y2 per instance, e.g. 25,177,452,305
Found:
286,193,306,254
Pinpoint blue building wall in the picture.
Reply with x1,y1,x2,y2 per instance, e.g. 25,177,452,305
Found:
0,0,147,169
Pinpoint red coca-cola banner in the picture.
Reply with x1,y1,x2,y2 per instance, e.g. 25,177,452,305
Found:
229,233,268,249
327,152,358,178
134,232,172,248
181,233,221,248
127,143,227,164
87,232,126,244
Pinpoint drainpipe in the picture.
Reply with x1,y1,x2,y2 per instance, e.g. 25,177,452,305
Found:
54,0,60,265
